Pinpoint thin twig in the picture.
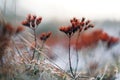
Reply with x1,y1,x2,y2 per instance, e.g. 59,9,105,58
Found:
100,65,108,80
68,35,75,78
74,31,81,77
31,27,37,60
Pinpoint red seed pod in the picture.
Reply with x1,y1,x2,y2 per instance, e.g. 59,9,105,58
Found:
80,22,85,27
59,26,66,32
33,15,37,20
21,20,30,27
88,24,94,28
84,27,88,31
36,17,42,25
81,17,85,22
16,26,24,33
75,19,78,22
46,32,52,38
21,20,28,25
40,33,46,40
37,17,42,21
73,17,77,21
40,32,52,41
72,25,78,33
85,20,90,25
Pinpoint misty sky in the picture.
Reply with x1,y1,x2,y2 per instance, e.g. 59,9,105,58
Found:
1,0,120,20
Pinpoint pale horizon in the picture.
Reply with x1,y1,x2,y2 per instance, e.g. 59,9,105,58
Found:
17,0,120,20
3,0,120,21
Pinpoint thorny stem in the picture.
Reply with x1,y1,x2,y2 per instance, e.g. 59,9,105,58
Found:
74,30,81,77
68,35,75,78
32,28,37,60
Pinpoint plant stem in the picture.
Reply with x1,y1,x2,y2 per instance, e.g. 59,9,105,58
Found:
32,28,37,60
37,40,45,62
74,31,80,77
68,35,74,78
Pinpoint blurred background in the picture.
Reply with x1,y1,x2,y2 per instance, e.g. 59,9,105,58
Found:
0,0,120,73
0,0,120,34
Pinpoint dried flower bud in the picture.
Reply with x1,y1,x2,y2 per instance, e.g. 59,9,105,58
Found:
85,20,90,25
46,32,52,38
59,26,74,36
88,24,94,28
40,32,52,41
81,17,85,22
33,15,37,19
84,27,88,30
21,20,28,25
36,17,42,25
59,26,66,33
21,20,30,27
60,17,95,37
16,26,24,33
80,22,85,27
22,14,42,29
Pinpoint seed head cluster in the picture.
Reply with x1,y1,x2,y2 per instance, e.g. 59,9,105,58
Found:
40,32,52,41
22,14,42,28
59,17,94,36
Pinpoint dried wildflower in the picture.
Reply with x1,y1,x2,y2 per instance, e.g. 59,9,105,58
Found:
81,17,85,22
22,14,42,60
40,32,52,41
21,20,30,27
59,26,74,37
22,14,42,29
70,17,94,32
59,17,94,36
85,20,90,25
59,17,95,78
36,17,42,25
